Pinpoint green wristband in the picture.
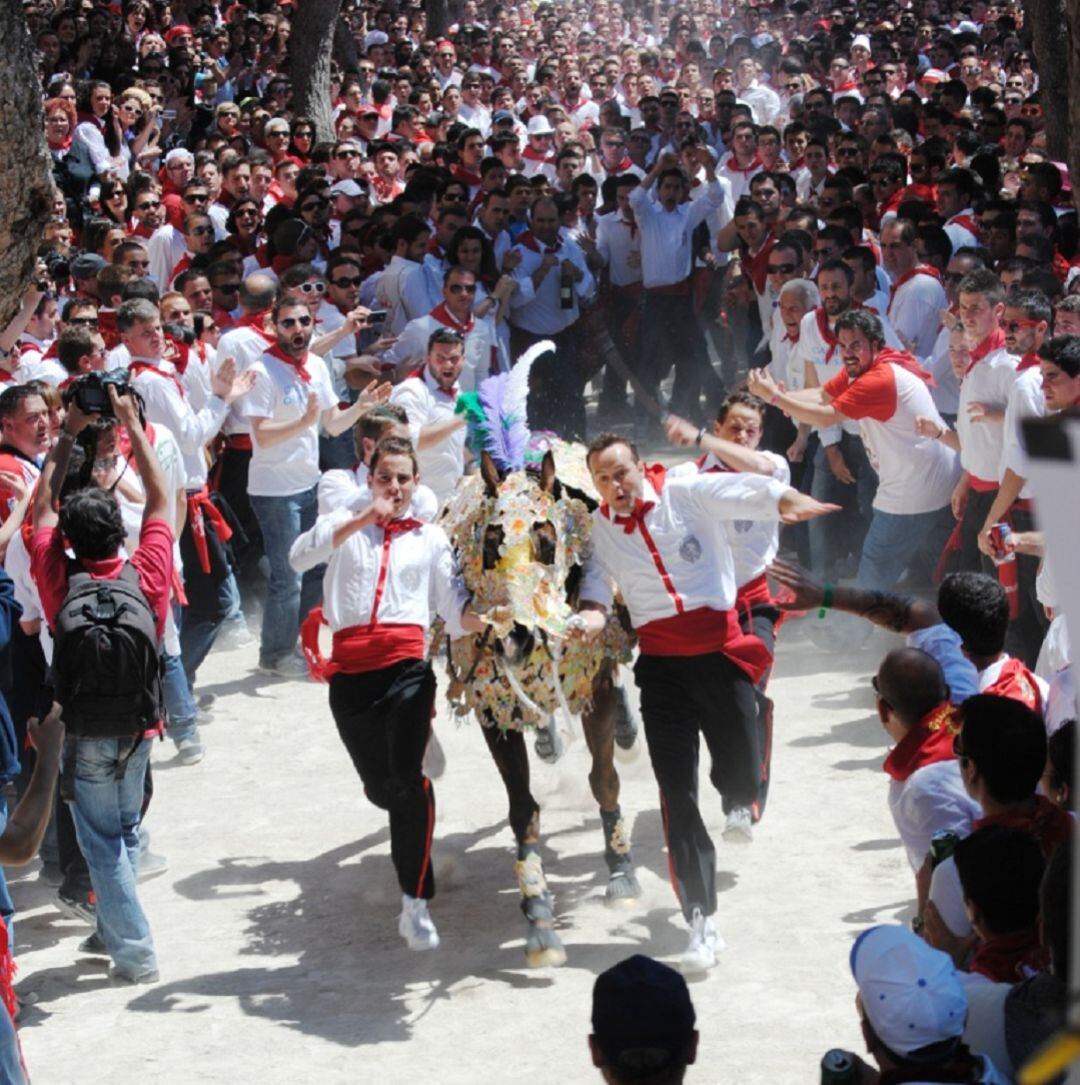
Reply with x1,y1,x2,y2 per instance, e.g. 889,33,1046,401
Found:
818,582,833,620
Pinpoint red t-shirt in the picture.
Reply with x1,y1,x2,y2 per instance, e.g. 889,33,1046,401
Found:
30,517,174,640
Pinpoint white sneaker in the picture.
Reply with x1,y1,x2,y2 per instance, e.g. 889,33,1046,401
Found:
398,894,440,951
175,736,204,766
680,907,723,974
257,654,310,680
722,806,753,844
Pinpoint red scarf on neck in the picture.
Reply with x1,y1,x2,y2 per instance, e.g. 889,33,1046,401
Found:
1017,351,1040,372
48,131,74,152
888,264,942,308
882,702,960,782
875,347,936,385
516,231,560,255
815,307,839,361
969,927,1050,984
236,310,274,341
265,342,312,383
129,359,185,398
964,327,1007,375
429,301,474,334
741,231,776,295
522,146,554,163
450,163,482,187
723,152,763,176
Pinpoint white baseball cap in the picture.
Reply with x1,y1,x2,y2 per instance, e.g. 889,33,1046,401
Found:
850,926,968,1058
526,115,555,137
852,34,871,52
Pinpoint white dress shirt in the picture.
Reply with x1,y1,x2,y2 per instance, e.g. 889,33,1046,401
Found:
389,366,466,505
886,271,948,358
956,344,1018,483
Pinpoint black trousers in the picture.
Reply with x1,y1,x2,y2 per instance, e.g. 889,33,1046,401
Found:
958,486,997,575
328,660,437,900
213,445,263,582
1006,506,1049,667
737,598,780,821
634,651,759,919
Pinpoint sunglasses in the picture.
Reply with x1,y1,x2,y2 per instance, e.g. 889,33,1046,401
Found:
301,199,329,212
767,262,797,274
136,200,161,211
235,207,260,218
279,316,313,328
448,283,478,294
189,225,215,236
836,147,861,157
330,275,363,288
298,281,326,294
68,316,99,327
183,193,209,203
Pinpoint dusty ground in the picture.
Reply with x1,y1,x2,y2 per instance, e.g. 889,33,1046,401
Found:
12,616,911,1084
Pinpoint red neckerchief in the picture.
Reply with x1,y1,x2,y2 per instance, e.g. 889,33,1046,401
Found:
1017,351,1041,372
236,310,273,341
271,253,302,277
947,212,981,239
429,302,474,334
162,335,189,375
426,237,445,259
969,927,1050,984
888,263,941,308
384,516,423,537
782,326,800,344
130,220,154,239
450,163,482,186
76,111,105,131
964,327,1007,376
168,252,193,285
878,187,904,218
787,156,805,170
129,359,185,398
599,463,667,527
882,701,960,781
605,155,634,173
723,152,763,175
982,655,1043,713
833,79,858,92
516,231,560,255
372,175,402,202
266,342,312,383
815,307,839,361
522,146,554,163
47,132,74,152
875,347,936,385
740,231,776,295
974,794,1073,858
407,366,459,399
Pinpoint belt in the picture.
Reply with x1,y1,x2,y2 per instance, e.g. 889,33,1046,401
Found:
222,433,252,451
968,475,997,493
185,487,233,575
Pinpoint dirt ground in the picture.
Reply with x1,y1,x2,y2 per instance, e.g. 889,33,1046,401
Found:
12,617,910,1084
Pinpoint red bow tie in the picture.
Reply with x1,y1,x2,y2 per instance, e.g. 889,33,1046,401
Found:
384,517,423,537
613,499,655,534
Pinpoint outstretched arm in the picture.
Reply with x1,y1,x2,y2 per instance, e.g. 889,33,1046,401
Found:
768,558,939,633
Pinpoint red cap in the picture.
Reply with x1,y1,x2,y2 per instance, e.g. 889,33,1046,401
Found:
164,24,193,42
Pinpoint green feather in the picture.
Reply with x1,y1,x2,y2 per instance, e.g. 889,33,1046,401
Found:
454,392,491,457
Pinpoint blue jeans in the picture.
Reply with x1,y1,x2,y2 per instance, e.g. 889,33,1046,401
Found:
250,487,323,666
856,504,956,592
178,565,241,688
0,795,12,938
67,737,156,976
161,650,197,745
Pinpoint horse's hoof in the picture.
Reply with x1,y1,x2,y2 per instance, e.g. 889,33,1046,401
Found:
525,943,567,968
533,720,565,764
604,869,642,907
525,927,567,968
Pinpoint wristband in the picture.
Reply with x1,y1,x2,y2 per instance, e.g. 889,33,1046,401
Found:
818,582,833,620
695,427,706,447
769,392,780,405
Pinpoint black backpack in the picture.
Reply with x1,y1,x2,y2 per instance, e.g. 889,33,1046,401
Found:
50,563,164,739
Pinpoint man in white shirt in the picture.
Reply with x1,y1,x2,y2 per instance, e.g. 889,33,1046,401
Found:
936,168,982,254
376,213,432,335
385,267,502,392
630,149,729,420
243,298,385,677
389,327,469,507
507,197,595,438
572,433,834,973
882,219,948,358
751,309,959,591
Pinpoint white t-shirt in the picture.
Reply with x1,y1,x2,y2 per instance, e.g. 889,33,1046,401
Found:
823,359,960,514
242,349,338,496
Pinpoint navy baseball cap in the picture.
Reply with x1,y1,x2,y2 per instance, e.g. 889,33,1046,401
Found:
592,955,696,1068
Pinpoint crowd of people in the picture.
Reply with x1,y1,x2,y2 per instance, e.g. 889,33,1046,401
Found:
0,0,1078,1079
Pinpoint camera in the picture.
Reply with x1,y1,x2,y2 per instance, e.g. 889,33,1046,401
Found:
42,250,69,286
61,369,136,420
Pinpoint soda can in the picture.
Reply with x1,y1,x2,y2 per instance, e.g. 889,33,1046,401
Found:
930,829,959,867
989,521,1014,564
821,1049,858,1084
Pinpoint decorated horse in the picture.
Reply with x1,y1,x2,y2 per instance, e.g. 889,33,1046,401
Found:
439,344,642,967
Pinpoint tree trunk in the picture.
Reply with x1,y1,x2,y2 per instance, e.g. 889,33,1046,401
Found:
1025,0,1069,163
286,0,342,144
0,0,57,330
1066,0,1080,212
425,0,450,40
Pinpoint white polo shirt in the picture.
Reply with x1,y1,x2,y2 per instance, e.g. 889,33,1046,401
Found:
390,365,465,506
956,339,1018,484
886,269,948,358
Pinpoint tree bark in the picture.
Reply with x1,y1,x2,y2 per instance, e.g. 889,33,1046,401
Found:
1025,0,1069,163
1066,0,1080,212
425,0,450,40
0,0,57,330
286,0,342,144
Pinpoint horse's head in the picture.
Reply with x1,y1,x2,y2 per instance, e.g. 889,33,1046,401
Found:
448,449,591,663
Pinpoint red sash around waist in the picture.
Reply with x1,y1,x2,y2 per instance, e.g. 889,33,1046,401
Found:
968,475,998,493
637,605,771,683
301,606,426,680
186,487,233,575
